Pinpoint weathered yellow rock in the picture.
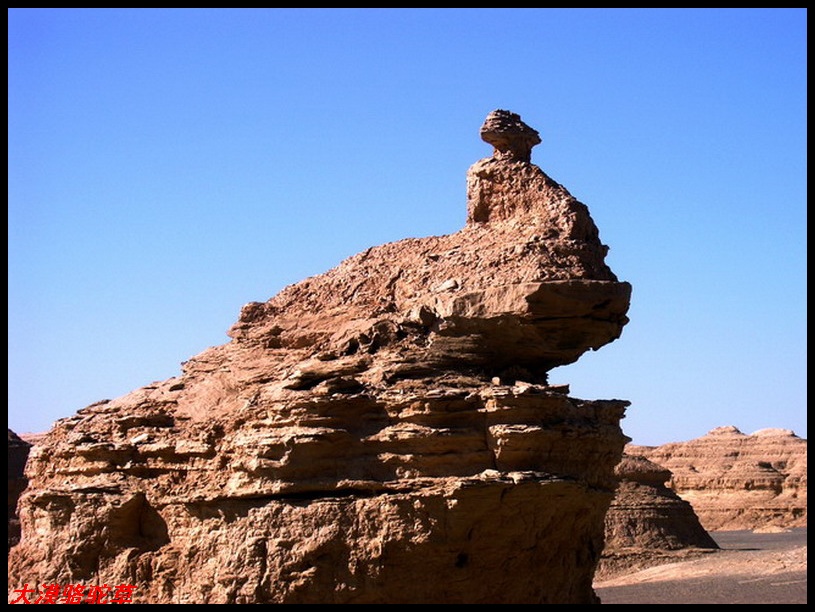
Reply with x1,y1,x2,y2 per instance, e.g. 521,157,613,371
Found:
630,426,807,531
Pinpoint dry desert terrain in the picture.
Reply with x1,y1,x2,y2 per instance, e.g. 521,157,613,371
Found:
594,528,807,604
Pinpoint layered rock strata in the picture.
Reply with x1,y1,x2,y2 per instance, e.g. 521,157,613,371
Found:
8,110,631,604
7,430,31,552
630,426,807,531
597,453,718,579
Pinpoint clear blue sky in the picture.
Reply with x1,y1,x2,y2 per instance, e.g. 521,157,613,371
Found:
8,9,806,446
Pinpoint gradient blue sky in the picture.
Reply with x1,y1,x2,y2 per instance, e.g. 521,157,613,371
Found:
8,9,806,445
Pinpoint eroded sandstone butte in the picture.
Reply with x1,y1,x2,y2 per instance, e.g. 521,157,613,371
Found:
630,426,807,532
597,453,718,580
8,110,631,604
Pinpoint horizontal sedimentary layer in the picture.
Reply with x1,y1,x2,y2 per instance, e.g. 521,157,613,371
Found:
13,473,615,604
22,383,628,503
629,427,807,530
12,382,628,604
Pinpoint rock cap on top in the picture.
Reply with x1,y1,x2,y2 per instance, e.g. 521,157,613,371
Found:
479,109,542,162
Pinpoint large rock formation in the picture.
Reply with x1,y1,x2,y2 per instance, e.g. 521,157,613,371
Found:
8,110,631,604
7,430,31,552
597,453,719,579
630,426,807,532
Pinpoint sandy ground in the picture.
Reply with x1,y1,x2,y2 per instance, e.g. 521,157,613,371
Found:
594,528,807,604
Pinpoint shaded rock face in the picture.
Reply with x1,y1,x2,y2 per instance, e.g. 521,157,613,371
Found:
605,454,718,550
597,454,718,579
630,426,807,532
7,430,32,551
8,111,631,604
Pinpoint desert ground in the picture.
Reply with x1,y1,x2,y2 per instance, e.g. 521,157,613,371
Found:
594,528,807,605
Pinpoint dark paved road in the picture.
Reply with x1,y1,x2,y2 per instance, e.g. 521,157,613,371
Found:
594,528,807,605
710,528,807,552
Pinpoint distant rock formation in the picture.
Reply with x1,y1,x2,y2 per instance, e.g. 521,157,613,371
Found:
597,453,719,579
7,430,31,551
630,426,807,531
8,111,631,604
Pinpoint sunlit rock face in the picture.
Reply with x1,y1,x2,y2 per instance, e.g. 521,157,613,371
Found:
8,111,631,604
630,427,807,532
